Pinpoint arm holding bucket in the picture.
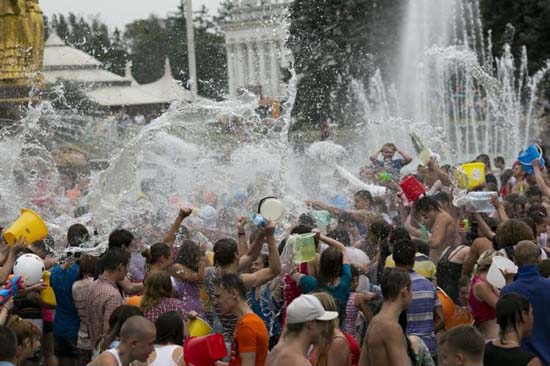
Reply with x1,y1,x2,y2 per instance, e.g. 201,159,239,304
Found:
236,216,248,258
237,226,264,273
241,221,281,289
313,229,349,264
0,237,26,284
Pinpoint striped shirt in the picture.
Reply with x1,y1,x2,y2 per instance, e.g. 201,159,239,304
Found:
406,270,441,355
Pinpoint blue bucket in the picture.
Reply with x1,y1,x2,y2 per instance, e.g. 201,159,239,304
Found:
518,144,545,175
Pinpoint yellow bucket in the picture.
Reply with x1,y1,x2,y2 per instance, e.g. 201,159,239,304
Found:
206,251,214,266
460,162,485,190
3,208,48,246
40,271,56,307
188,317,212,337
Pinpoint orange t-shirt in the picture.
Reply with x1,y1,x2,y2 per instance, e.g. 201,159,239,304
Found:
229,313,269,366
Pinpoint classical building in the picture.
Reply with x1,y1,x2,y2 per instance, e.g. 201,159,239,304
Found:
224,0,292,99
43,32,192,116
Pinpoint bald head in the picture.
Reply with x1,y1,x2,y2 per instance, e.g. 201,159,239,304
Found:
120,316,155,342
514,241,541,267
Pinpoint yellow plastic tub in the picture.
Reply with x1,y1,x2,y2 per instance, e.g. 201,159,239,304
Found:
460,162,485,190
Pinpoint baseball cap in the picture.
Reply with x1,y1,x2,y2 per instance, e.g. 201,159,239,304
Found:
286,294,339,324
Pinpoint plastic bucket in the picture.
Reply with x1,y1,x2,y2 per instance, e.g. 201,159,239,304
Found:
40,271,56,307
13,253,44,286
258,197,284,222
436,288,455,324
518,144,545,175
419,149,433,165
399,176,425,202
3,208,48,246
292,233,316,264
188,317,213,337
310,210,331,228
460,163,485,189
487,256,517,289
184,333,227,366
126,295,142,307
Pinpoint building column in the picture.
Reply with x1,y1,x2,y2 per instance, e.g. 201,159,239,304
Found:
226,43,236,97
269,40,280,98
247,41,255,87
258,40,267,96
236,43,246,93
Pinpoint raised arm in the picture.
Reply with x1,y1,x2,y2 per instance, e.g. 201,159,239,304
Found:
370,147,382,162
472,212,495,240
236,217,248,258
0,238,26,284
490,195,509,223
237,227,264,272
397,147,413,165
314,229,349,264
163,208,192,246
241,221,281,289
532,160,550,197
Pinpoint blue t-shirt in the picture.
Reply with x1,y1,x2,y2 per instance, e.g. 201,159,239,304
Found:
501,265,550,365
50,263,81,341
299,263,352,318
373,158,405,179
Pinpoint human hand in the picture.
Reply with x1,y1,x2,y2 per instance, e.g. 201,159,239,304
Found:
311,228,321,241
10,236,28,254
25,281,46,293
260,220,275,237
489,194,500,208
236,216,247,232
187,310,198,319
178,208,193,220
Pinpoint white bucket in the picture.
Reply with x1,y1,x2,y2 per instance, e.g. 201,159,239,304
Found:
487,256,518,289
259,197,284,223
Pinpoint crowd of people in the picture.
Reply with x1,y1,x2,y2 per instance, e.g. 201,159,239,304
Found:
1,141,550,366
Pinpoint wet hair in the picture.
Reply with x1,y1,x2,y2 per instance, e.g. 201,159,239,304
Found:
79,254,99,280
494,156,505,166
318,247,343,289
526,186,543,199
176,240,201,272
7,315,41,350
141,242,171,266
476,154,491,169
496,293,530,344
141,271,173,310
414,197,440,213
327,228,351,247
298,213,316,227
108,229,134,249
255,253,269,268
370,219,392,241
538,259,550,278
475,250,498,273
438,325,484,362
434,191,450,206
519,217,537,238
393,240,416,267
382,143,397,152
494,220,535,249
527,205,547,224
501,169,513,187
213,273,247,300
412,239,429,256
380,268,411,301
103,248,130,272
389,227,411,244
0,325,17,361
486,182,498,192
213,238,238,266
100,305,143,352
155,311,184,346
354,190,373,203
312,292,339,366
291,224,314,235
67,224,90,247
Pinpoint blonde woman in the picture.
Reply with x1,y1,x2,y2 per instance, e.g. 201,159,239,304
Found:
7,315,42,366
469,250,500,339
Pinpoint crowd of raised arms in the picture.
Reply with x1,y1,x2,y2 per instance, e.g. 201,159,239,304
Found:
1,142,550,366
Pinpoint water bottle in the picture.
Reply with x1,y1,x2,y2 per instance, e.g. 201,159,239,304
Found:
252,214,267,229
420,225,429,242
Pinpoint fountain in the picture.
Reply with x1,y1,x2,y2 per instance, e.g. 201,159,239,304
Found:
359,0,550,162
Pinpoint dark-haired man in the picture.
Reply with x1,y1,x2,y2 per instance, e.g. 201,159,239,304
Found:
266,294,338,366
86,248,129,347
407,197,457,264
214,273,269,366
359,268,413,366
438,325,484,366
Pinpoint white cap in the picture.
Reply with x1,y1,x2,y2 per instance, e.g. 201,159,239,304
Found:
286,294,339,324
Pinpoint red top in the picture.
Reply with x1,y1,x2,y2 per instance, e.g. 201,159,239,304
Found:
282,263,309,323
342,331,360,366
469,274,497,323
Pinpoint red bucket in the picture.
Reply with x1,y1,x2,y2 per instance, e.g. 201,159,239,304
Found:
184,333,227,366
400,176,426,202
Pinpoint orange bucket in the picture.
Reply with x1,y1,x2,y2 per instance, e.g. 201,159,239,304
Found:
126,295,142,307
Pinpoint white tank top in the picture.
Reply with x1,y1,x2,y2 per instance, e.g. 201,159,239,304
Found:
149,345,182,366
106,349,123,366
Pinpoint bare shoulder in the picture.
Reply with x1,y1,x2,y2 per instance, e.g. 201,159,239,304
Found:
89,352,118,366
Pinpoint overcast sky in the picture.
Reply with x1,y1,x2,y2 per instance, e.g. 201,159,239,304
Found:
40,0,222,30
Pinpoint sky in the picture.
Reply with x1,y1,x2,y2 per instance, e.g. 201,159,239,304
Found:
40,0,222,30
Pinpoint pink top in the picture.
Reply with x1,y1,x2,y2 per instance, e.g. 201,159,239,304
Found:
469,274,497,323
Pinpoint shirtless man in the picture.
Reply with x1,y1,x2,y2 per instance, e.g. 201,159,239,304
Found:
266,294,338,366
89,316,156,366
406,197,458,264
359,268,413,366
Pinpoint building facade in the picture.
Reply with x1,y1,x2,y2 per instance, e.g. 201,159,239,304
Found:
224,0,292,99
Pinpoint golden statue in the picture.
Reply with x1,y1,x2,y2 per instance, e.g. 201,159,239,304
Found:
0,0,44,111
